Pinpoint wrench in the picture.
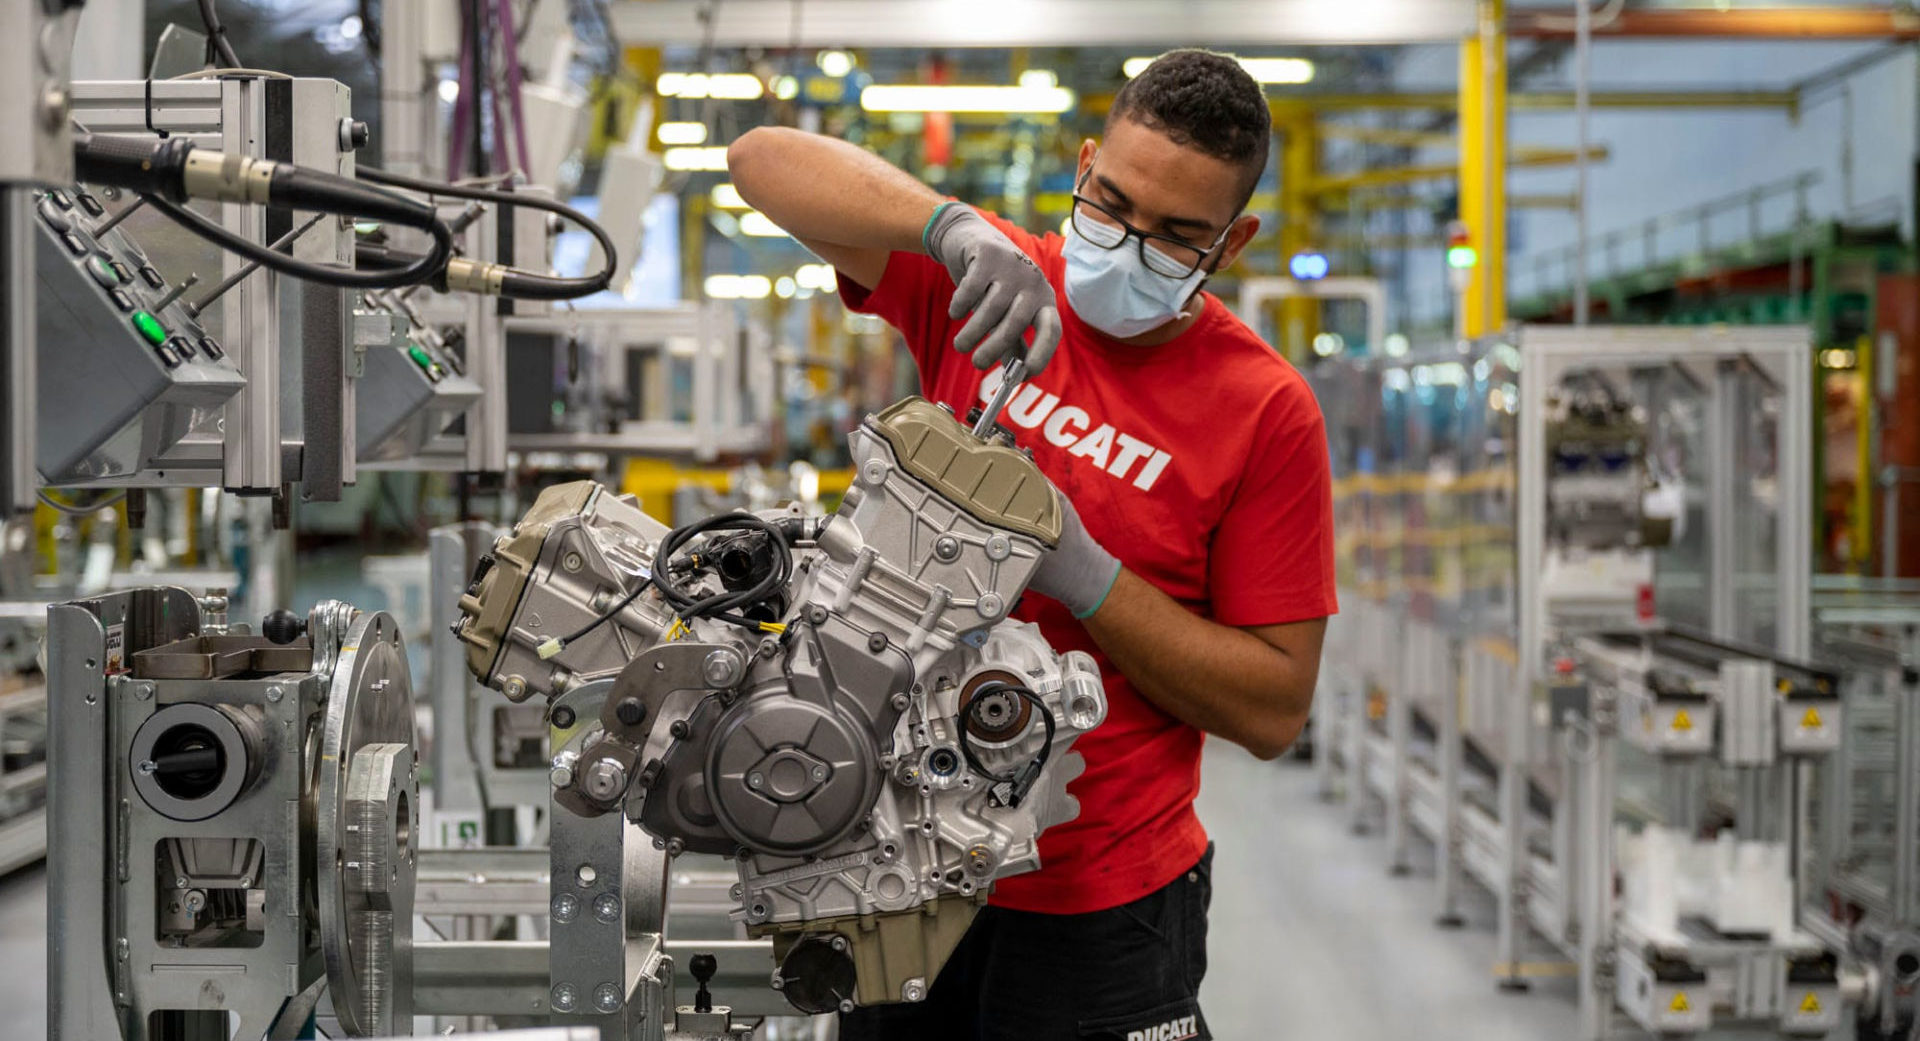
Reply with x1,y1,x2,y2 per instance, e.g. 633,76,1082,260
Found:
971,357,1028,439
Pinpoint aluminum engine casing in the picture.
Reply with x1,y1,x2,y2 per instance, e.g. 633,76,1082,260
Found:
456,398,1108,1009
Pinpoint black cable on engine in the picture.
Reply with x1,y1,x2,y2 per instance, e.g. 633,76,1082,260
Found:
957,681,1057,809
653,513,794,630
354,165,621,300
536,513,800,661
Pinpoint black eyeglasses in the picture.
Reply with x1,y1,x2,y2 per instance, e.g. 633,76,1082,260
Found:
1069,169,1232,280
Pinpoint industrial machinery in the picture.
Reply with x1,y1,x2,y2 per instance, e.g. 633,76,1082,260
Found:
501,307,772,463
1311,325,1854,1039
353,292,483,465
454,396,1107,1012
47,590,419,1039
32,183,245,484
62,76,366,499
44,394,1102,1039
1800,581,1920,1040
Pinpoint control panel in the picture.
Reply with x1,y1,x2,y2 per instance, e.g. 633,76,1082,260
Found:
35,188,245,484
353,304,481,463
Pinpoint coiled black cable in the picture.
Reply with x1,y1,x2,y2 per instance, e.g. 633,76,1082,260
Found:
957,681,1057,809
545,513,794,656
354,165,620,300
653,514,794,629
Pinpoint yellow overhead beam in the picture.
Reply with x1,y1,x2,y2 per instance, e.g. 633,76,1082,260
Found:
1315,124,1456,149
1080,89,1796,117
1244,232,1445,252
1336,192,1580,211
1302,146,1604,196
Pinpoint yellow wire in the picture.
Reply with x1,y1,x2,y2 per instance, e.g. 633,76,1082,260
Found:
664,617,780,639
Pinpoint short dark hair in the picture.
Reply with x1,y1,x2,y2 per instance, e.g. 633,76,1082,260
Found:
1108,49,1271,209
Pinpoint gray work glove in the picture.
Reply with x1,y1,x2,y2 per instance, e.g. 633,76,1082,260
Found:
923,202,1062,374
1029,490,1122,619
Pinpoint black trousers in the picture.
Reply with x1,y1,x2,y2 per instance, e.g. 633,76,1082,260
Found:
840,845,1214,1041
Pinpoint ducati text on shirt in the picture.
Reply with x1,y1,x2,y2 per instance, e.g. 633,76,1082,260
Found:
977,367,1174,492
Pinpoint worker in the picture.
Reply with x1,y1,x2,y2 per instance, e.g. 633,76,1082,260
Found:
728,49,1335,1041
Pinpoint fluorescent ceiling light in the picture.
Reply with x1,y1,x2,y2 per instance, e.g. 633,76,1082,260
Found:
860,84,1075,114
710,183,749,209
657,72,764,100
656,121,709,145
794,262,836,290
739,211,788,237
663,146,730,171
816,50,855,78
1018,69,1057,89
706,274,772,299
775,276,797,299
1124,55,1314,84
1240,58,1316,84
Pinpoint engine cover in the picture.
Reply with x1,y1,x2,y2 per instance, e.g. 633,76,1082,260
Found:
455,397,1107,1010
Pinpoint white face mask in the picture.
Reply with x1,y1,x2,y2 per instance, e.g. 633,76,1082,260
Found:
1061,218,1211,339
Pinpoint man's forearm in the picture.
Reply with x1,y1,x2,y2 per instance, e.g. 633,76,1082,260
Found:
727,127,943,253
1081,569,1319,760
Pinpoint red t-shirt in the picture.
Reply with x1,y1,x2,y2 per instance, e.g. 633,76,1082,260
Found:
839,212,1337,914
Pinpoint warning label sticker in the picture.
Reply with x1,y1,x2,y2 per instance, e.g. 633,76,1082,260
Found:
1671,709,1693,733
1669,992,1691,1014
1799,992,1822,1015
1801,706,1823,729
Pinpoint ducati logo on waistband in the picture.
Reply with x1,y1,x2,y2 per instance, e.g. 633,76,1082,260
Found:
1126,1014,1201,1041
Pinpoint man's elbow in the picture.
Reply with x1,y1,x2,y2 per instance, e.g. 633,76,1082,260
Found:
725,128,777,198
1240,709,1309,762
1236,691,1313,764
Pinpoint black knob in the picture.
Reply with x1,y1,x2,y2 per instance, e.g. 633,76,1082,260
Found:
690,952,717,1013
348,121,370,149
261,609,305,645
615,698,646,726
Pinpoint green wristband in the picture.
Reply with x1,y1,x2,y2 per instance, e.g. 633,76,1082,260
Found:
921,200,963,254
1072,563,1123,620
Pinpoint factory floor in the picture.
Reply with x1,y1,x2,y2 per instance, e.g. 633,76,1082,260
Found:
1,738,1590,1039
1197,742,1580,1039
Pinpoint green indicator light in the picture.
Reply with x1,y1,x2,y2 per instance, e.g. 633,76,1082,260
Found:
132,311,167,346
407,345,445,381
1446,245,1478,270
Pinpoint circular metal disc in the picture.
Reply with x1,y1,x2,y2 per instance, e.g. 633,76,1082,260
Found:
316,610,417,1037
706,697,879,857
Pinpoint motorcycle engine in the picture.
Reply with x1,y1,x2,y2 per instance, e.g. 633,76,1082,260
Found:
454,397,1107,1012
